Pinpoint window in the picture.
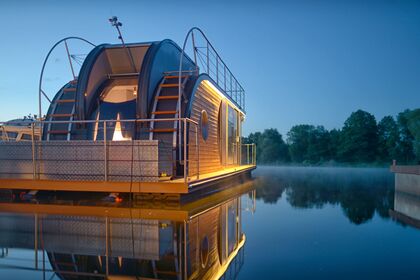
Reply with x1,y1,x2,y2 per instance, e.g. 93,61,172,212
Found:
200,110,209,141
227,106,238,165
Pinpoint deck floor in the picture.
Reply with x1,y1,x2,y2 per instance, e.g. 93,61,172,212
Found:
0,165,255,194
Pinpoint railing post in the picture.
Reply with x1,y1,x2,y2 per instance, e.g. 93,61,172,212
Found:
216,57,219,84
196,122,199,179
224,66,226,92
247,144,250,165
31,123,36,179
184,119,187,183
104,121,108,181
206,41,210,74
191,30,198,71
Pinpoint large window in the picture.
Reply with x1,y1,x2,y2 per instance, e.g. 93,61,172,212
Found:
227,106,238,165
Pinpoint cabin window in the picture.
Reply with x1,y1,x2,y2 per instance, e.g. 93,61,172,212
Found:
200,110,209,141
200,236,209,268
227,106,239,165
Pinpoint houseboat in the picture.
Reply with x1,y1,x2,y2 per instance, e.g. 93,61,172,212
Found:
0,180,256,279
0,24,256,197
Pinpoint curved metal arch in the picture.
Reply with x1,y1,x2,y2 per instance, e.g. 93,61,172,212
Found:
38,36,96,119
177,27,245,115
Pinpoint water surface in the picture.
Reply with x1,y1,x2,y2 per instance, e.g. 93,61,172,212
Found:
1,166,420,280
240,166,420,280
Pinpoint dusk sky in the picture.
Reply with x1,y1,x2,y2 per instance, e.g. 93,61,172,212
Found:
0,0,419,136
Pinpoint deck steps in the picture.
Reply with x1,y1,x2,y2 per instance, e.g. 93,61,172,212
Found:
150,128,177,133
156,95,179,100
55,99,75,103
44,80,78,140
152,110,177,115
160,83,183,88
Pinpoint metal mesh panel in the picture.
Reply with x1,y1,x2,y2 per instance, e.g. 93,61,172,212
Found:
0,140,160,182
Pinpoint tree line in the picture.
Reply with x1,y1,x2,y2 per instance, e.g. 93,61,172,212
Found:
243,108,420,165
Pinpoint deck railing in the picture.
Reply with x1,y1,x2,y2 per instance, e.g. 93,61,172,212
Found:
241,143,257,166
179,27,246,112
0,118,199,183
0,119,256,185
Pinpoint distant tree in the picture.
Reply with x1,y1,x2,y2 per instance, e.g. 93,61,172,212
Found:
328,129,341,160
405,109,420,163
377,116,399,163
287,125,313,163
337,110,378,163
396,110,416,163
287,125,331,164
258,129,289,163
244,129,289,164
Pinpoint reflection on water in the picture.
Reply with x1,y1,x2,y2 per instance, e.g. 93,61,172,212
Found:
0,182,256,280
254,166,394,224
1,166,420,279
240,166,420,280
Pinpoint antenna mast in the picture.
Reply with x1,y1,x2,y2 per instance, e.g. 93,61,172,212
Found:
109,16,137,73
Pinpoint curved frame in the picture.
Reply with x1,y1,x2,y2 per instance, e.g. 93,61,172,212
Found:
38,36,96,119
178,27,245,114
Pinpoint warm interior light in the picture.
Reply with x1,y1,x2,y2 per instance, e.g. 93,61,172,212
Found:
112,113,131,141
133,86,137,96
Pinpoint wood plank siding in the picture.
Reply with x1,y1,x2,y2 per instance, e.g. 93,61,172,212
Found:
188,81,223,176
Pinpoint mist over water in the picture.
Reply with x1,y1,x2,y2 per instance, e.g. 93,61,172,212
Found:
239,166,420,280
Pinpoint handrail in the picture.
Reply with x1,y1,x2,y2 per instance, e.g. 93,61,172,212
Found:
178,27,246,113
38,37,96,120
0,117,199,126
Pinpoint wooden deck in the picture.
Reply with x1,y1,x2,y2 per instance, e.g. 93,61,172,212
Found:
0,164,255,194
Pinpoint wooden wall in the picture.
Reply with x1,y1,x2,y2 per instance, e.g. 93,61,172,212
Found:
188,81,223,175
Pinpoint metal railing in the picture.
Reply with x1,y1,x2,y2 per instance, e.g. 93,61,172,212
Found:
0,118,199,184
241,143,257,166
178,27,246,112
38,37,96,119
0,119,256,185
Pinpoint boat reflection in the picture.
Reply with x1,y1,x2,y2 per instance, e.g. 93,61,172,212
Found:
0,181,256,280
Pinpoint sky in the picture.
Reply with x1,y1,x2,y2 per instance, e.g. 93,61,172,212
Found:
0,0,419,136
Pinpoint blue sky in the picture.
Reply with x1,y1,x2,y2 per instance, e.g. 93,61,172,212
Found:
0,0,419,136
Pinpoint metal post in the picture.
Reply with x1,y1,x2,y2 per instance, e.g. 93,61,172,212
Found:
64,40,76,80
109,17,137,73
247,144,250,165
104,121,108,181
206,42,210,74
216,57,219,84
184,119,187,183
224,66,227,91
183,221,187,280
191,30,198,72
105,216,109,277
34,214,38,270
195,123,199,179
31,123,36,179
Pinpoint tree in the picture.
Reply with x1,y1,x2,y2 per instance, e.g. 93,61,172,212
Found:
328,129,341,160
338,110,378,163
243,129,289,164
287,125,313,163
287,125,331,164
396,110,416,163
377,116,399,162
259,129,289,163
405,109,420,163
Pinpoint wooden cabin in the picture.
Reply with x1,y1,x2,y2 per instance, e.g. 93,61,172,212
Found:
0,28,256,196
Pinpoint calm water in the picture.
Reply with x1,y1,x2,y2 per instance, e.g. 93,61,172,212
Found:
0,166,419,279
241,166,420,280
